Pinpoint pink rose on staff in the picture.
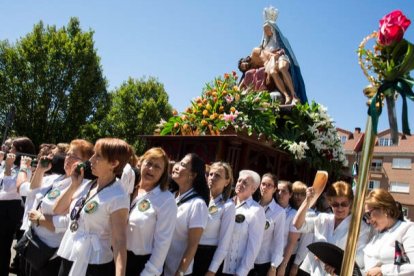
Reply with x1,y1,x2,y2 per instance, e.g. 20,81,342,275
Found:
378,10,411,46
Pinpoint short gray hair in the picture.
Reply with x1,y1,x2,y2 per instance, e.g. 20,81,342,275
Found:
239,170,261,190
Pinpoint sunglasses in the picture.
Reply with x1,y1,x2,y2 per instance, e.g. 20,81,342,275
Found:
363,208,376,223
330,201,350,208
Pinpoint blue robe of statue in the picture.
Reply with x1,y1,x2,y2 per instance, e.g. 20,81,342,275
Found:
265,23,308,104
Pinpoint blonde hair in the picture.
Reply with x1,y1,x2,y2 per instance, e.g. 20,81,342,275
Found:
292,181,307,194
365,188,401,219
326,181,353,202
210,161,234,200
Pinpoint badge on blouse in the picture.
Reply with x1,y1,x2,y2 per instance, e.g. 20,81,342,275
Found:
138,199,151,212
84,200,99,214
235,214,245,223
47,188,61,200
208,205,218,215
70,221,79,232
265,220,270,230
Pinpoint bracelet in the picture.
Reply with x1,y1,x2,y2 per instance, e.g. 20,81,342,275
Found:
178,270,184,276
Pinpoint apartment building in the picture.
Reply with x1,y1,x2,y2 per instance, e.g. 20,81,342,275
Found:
337,127,414,221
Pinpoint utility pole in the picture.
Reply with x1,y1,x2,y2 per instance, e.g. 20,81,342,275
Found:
2,106,15,145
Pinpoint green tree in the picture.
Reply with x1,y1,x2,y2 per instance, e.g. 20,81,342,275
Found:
0,18,109,147
88,77,172,154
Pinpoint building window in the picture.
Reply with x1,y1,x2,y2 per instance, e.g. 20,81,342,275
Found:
392,158,412,169
340,135,347,144
368,180,380,190
378,137,394,146
370,159,382,172
389,182,410,193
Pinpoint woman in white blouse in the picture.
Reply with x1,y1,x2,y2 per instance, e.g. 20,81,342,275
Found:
193,161,236,275
0,137,36,276
54,138,132,276
363,188,414,276
164,153,209,276
276,180,300,276
251,173,286,276
293,181,371,276
126,147,177,276
24,139,94,275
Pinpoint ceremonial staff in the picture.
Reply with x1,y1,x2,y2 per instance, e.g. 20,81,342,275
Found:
341,10,414,276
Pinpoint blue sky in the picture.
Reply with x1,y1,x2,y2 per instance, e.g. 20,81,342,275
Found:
1,1,413,133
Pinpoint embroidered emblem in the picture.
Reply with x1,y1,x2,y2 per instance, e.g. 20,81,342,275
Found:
209,205,218,215
84,200,99,214
265,220,270,230
235,214,245,223
138,199,151,212
47,188,61,200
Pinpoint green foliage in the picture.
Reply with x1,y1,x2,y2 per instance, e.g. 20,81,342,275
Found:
91,77,172,154
0,18,109,147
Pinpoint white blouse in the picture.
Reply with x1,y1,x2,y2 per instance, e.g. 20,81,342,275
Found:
164,189,208,276
30,175,71,247
57,180,129,276
255,199,286,267
200,195,236,273
298,213,371,275
127,186,177,276
0,166,31,200
223,196,266,276
364,220,414,275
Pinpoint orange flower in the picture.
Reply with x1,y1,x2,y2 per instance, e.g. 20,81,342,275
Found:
202,110,209,116
224,73,230,79
210,114,215,120
201,120,208,126
174,122,180,128
219,106,224,112
230,107,236,113
222,90,228,96
206,103,212,111
172,109,178,116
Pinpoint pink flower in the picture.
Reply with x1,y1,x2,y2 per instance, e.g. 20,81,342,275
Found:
225,95,234,104
223,111,239,122
378,10,411,46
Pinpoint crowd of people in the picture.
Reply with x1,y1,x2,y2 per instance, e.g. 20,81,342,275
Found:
1,136,414,276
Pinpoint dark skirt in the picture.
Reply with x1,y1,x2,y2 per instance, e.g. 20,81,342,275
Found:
125,251,151,276
58,257,115,276
192,244,217,275
248,262,271,276
0,199,24,276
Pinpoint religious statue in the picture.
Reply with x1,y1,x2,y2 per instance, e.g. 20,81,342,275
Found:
238,6,308,105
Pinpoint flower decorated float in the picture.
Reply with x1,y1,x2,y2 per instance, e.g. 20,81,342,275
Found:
145,7,347,182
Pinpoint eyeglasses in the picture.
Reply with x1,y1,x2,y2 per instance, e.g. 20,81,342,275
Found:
363,208,376,223
330,201,350,208
142,160,163,171
66,154,82,161
261,183,275,188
